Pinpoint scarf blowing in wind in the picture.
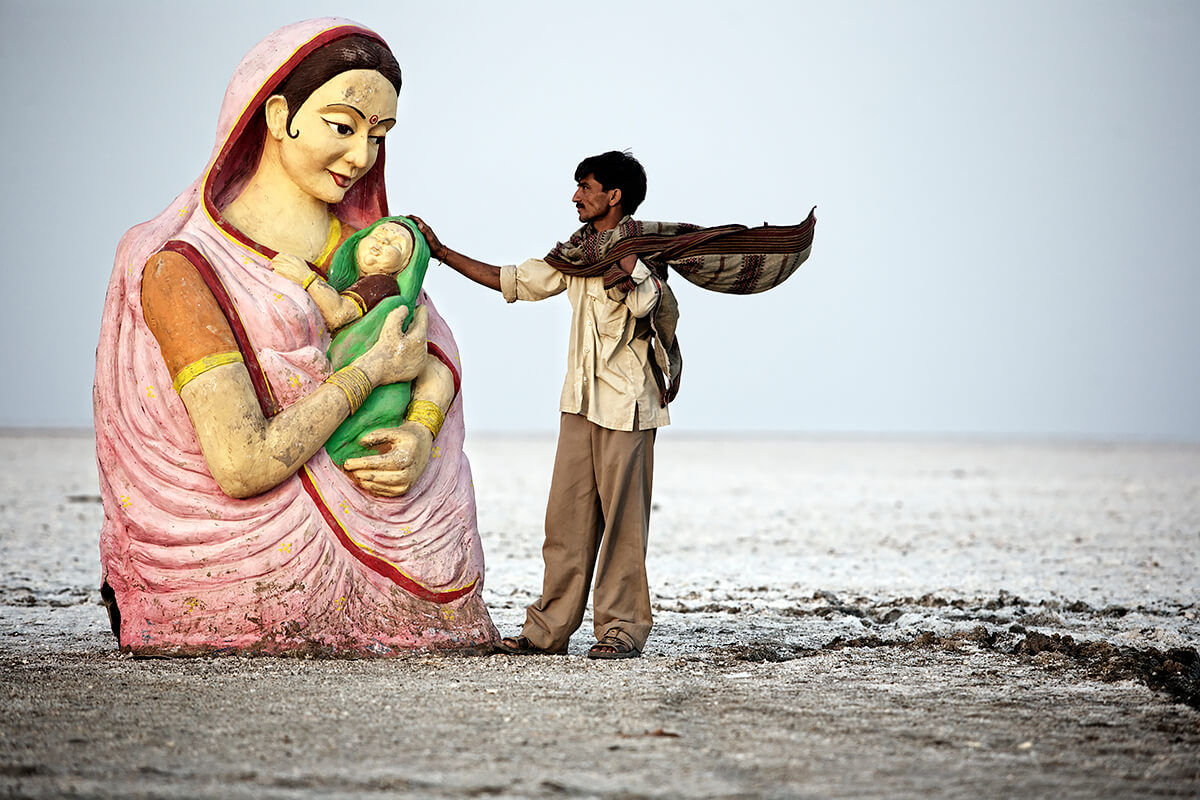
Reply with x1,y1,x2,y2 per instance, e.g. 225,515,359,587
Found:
544,207,817,403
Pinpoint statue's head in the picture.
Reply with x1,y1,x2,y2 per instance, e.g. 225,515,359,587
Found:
261,36,402,205
327,216,429,293
356,221,415,276
211,28,403,218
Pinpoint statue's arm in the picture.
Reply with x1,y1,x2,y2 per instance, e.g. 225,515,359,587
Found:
178,363,353,498
141,251,428,498
341,353,455,497
270,253,361,331
307,279,363,330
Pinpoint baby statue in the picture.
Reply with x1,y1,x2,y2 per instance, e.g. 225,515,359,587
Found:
272,216,432,466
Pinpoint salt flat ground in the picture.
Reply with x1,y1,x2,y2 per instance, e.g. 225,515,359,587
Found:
1,432,1197,799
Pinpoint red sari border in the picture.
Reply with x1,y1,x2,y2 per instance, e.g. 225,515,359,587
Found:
162,239,280,417
162,239,475,605
427,341,461,399
299,467,478,604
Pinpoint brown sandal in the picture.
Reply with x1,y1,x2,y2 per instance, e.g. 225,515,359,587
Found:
587,634,641,660
493,635,566,656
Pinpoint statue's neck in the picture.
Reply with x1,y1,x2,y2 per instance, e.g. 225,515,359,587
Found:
221,143,332,261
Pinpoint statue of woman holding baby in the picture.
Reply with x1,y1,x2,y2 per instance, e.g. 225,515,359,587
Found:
94,18,498,655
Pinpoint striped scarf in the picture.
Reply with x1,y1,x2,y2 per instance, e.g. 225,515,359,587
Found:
544,207,816,403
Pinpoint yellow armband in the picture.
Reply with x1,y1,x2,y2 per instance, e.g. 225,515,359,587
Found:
405,400,445,438
173,352,245,393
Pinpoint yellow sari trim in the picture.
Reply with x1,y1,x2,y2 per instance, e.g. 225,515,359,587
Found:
315,216,342,269
343,290,368,317
173,351,245,393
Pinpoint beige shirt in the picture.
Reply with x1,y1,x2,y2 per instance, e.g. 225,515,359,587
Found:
501,258,670,431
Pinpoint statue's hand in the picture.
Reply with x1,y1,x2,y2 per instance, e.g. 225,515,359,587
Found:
342,422,433,496
271,253,314,286
358,305,429,386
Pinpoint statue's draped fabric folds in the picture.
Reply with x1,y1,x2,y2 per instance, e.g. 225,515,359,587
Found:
93,18,497,655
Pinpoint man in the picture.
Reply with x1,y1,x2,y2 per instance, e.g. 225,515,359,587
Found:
412,151,816,659
411,150,664,659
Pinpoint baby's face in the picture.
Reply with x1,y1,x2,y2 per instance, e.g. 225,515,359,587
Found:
356,222,415,276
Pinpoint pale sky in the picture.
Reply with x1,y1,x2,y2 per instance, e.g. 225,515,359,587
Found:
2,0,1197,439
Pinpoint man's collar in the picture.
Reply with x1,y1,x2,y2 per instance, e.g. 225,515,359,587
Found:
588,214,633,234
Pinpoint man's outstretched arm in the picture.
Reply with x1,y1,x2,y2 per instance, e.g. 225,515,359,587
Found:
407,215,502,293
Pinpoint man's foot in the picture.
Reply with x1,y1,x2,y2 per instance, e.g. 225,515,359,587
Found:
493,635,567,656
587,633,641,660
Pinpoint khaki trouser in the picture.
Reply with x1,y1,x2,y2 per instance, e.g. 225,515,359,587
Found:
521,413,656,652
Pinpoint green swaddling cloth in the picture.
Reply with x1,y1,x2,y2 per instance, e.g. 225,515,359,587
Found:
324,216,431,466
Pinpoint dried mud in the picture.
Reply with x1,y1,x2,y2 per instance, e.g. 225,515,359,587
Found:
2,433,1198,798
710,592,1200,710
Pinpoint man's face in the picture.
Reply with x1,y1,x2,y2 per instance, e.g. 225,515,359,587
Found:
572,174,618,224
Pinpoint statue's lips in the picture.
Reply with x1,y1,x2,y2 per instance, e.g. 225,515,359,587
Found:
329,171,353,188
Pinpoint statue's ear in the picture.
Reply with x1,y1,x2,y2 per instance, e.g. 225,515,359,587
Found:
265,95,289,141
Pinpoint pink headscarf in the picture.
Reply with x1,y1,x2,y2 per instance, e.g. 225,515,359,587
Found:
94,19,496,655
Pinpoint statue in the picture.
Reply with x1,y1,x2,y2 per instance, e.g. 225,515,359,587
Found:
272,216,434,465
93,19,498,655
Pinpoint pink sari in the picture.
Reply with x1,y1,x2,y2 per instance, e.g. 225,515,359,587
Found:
94,19,497,655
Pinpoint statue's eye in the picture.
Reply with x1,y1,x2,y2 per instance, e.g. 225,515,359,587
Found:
323,119,354,136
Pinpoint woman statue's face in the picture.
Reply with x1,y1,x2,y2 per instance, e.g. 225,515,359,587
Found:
275,69,398,204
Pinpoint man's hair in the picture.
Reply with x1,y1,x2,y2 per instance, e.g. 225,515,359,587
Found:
574,150,647,216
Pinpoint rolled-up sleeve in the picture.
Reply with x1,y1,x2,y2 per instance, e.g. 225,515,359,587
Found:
501,258,568,303
613,260,660,318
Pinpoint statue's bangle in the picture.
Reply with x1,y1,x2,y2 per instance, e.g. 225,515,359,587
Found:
325,365,372,414
345,291,368,318
301,271,318,290
405,399,445,439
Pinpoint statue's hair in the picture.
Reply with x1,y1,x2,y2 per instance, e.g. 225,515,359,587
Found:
275,34,402,137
